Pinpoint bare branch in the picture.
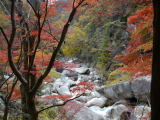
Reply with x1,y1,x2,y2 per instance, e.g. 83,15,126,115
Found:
0,73,13,89
26,0,38,17
27,0,49,78
75,0,85,8
0,27,9,44
7,0,27,85
73,0,76,8
44,20,58,41
0,37,23,89
31,0,85,94
0,0,10,15
6,78,18,102
37,93,84,114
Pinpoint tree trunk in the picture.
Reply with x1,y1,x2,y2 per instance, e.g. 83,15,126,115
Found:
3,102,8,120
151,1,160,120
20,85,38,120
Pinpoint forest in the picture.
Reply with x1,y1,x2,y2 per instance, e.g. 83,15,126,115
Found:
0,0,160,120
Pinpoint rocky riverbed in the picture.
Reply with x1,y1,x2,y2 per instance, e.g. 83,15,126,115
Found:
39,59,151,120
0,59,151,120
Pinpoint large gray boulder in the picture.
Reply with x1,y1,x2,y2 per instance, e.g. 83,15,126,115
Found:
131,78,150,100
97,76,151,102
98,82,132,100
53,77,76,90
61,70,78,79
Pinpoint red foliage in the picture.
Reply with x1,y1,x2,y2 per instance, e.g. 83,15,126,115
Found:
11,89,21,100
127,6,153,25
117,3,153,78
42,94,71,101
60,101,84,119
53,60,79,69
30,30,38,36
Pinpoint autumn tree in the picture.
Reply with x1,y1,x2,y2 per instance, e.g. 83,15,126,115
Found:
0,0,96,120
113,0,160,119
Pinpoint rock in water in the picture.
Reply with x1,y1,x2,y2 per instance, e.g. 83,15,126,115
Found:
89,104,129,120
72,67,90,75
85,97,107,107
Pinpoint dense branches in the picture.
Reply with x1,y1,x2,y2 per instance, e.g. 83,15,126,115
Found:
0,0,96,120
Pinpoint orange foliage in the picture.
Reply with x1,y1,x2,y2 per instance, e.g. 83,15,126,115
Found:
0,50,7,65
127,6,153,25
40,2,56,18
117,3,153,78
117,53,152,78
11,89,21,99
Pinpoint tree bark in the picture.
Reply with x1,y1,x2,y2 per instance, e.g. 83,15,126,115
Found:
20,85,38,120
3,102,8,120
151,1,160,120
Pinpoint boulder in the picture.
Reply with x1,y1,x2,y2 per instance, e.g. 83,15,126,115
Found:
61,70,78,79
130,105,151,120
105,104,129,120
61,70,72,77
89,106,109,119
72,67,90,75
85,97,107,107
75,90,102,103
98,81,132,100
89,104,129,120
90,70,103,81
66,72,78,79
40,87,52,95
97,78,151,102
56,68,64,73
51,77,77,95
53,78,64,88
77,75,91,82
131,78,150,101
53,77,76,89
61,77,76,87
90,90,102,98
57,86,71,95
75,96,91,103
74,107,104,120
